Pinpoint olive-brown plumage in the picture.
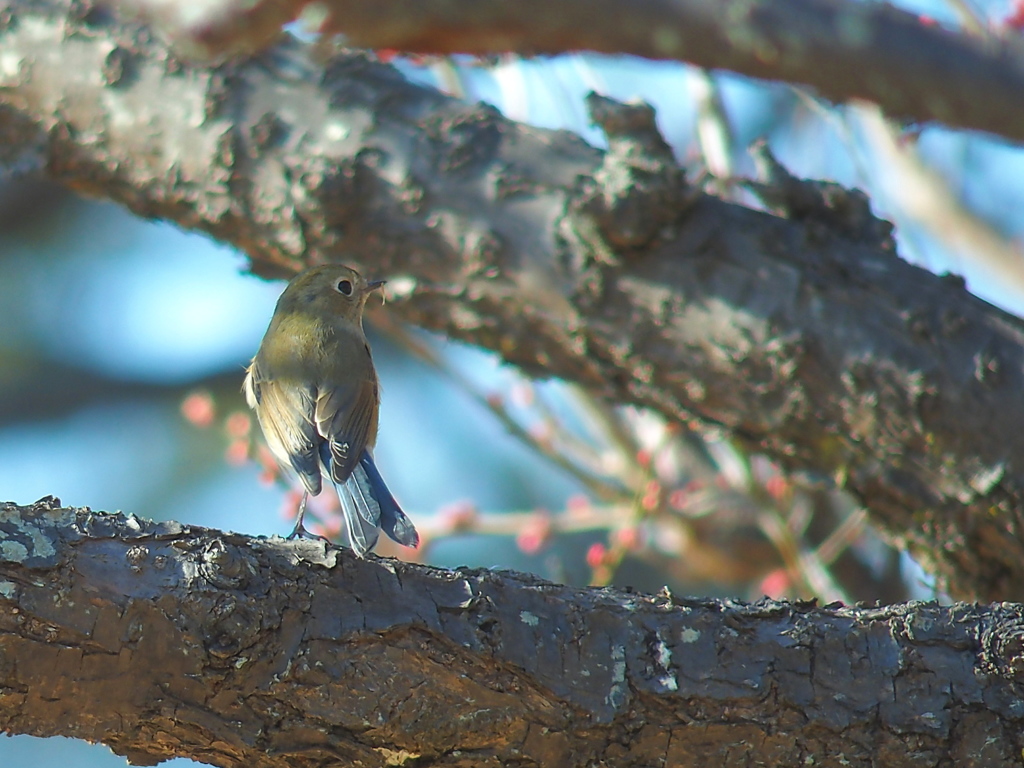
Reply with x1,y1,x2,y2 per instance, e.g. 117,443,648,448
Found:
244,264,418,554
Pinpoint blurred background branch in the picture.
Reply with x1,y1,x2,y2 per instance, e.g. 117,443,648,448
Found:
123,0,1024,143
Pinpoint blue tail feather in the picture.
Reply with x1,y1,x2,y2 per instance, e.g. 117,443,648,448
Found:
321,443,418,553
359,452,420,549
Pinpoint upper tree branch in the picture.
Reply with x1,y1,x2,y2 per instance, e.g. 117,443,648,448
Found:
129,0,1024,144
3,500,1024,767
4,0,1024,601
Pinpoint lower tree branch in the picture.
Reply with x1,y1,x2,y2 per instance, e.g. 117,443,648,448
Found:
2,500,1024,767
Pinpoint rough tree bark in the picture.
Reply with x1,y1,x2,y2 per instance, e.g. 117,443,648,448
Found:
3,0,1023,601
2,500,1024,767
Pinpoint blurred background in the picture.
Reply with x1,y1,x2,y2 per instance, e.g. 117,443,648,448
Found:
5,0,1024,764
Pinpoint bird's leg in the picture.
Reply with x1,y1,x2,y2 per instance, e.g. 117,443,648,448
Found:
286,492,334,544
286,492,309,539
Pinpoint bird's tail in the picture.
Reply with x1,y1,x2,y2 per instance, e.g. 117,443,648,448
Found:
330,451,419,556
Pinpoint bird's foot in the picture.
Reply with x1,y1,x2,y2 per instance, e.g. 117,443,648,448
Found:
286,521,334,545
285,493,334,545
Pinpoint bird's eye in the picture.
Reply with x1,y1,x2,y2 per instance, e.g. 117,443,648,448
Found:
336,279,353,296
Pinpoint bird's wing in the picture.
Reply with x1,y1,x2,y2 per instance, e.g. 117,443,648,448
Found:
314,372,378,485
244,360,322,495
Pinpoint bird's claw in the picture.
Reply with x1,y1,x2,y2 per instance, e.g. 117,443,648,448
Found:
286,523,334,546
284,493,332,544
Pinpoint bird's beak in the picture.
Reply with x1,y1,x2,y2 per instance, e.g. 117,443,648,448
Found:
365,278,387,307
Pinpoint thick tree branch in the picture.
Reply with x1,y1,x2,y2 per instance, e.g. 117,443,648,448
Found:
4,0,1024,601
2,500,1024,767
128,0,1024,144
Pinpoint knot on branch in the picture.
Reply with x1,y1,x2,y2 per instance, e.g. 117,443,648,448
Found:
981,613,1024,683
200,537,256,589
747,140,895,250
570,93,691,256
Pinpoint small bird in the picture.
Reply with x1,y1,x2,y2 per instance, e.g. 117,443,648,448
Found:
243,263,418,555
